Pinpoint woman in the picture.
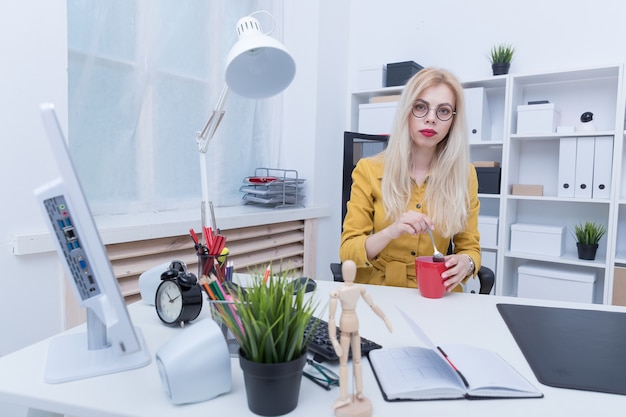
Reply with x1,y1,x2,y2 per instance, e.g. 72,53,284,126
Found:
340,67,481,292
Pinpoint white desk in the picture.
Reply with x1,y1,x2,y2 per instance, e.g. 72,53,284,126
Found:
1,281,626,417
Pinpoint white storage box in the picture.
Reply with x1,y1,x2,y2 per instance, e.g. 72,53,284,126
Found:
510,223,565,257
358,65,386,90
516,103,561,134
358,102,397,135
517,262,596,303
478,215,498,247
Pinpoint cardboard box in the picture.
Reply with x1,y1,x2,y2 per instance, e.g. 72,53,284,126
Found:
518,262,596,303
358,102,398,135
370,95,401,104
511,184,544,196
473,161,500,168
386,61,423,87
516,103,561,134
478,215,498,247
510,223,565,257
358,65,386,90
612,267,626,306
476,167,501,194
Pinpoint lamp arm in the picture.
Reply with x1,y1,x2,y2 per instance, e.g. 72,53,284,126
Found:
196,84,230,153
197,83,230,229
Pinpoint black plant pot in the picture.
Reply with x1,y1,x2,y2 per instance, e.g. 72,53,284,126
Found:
492,63,510,76
577,243,598,260
239,351,307,416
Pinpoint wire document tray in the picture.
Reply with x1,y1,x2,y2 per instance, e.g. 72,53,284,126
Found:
240,168,305,209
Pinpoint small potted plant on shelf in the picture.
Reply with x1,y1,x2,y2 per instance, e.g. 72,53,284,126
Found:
573,221,607,260
488,43,515,76
212,265,319,416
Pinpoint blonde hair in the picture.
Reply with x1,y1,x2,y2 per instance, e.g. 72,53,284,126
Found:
380,67,470,238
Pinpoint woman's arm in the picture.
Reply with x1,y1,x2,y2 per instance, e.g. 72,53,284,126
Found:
339,159,378,266
340,158,437,264
453,166,482,269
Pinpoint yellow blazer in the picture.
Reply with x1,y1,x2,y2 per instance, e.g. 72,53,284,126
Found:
339,157,481,289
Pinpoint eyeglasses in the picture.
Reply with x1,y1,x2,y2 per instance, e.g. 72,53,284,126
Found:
302,358,340,390
411,99,456,121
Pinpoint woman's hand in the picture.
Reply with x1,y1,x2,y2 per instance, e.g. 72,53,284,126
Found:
386,211,434,239
365,211,433,260
441,254,473,292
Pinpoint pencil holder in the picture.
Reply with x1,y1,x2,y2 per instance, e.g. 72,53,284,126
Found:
208,300,240,357
198,253,227,279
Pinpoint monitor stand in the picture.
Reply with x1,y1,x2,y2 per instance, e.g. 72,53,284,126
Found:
44,309,151,384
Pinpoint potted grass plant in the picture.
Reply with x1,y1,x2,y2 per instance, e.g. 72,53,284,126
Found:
488,43,515,75
573,221,607,260
213,267,319,416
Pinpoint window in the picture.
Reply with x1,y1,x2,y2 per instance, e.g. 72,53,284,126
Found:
67,0,283,216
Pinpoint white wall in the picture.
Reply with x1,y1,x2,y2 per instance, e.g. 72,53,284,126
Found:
0,1,66,414
347,0,626,82
0,0,67,357
313,0,626,288
283,1,353,279
3,0,626,360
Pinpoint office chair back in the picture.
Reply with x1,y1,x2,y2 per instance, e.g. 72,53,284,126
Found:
341,131,390,224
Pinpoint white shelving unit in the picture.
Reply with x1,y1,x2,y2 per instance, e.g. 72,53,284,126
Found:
351,64,626,305
500,64,624,305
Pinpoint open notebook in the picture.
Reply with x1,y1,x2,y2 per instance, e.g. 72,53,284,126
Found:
368,308,543,401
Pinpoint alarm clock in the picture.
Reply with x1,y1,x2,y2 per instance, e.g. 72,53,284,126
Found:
155,260,203,326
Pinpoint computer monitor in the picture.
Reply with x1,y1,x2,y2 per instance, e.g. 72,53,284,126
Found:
35,103,151,383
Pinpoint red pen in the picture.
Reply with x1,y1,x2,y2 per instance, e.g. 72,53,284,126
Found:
203,226,213,251
189,228,199,245
437,346,470,388
190,228,206,255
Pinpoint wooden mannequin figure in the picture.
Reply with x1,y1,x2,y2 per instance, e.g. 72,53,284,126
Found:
329,260,393,416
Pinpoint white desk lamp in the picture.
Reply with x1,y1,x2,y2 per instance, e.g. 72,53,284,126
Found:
155,16,295,404
196,12,296,227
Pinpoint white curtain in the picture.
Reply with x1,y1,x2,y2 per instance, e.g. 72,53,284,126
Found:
67,0,283,216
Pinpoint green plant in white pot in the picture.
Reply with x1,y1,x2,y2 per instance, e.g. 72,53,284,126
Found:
488,43,515,75
213,267,319,416
573,221,607,260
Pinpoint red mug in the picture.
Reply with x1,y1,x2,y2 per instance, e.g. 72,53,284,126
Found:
415,256,448,298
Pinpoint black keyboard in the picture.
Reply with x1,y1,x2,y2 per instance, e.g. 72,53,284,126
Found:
304,315,382,363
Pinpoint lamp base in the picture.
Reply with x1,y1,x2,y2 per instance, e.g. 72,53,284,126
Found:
156,318,231,404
